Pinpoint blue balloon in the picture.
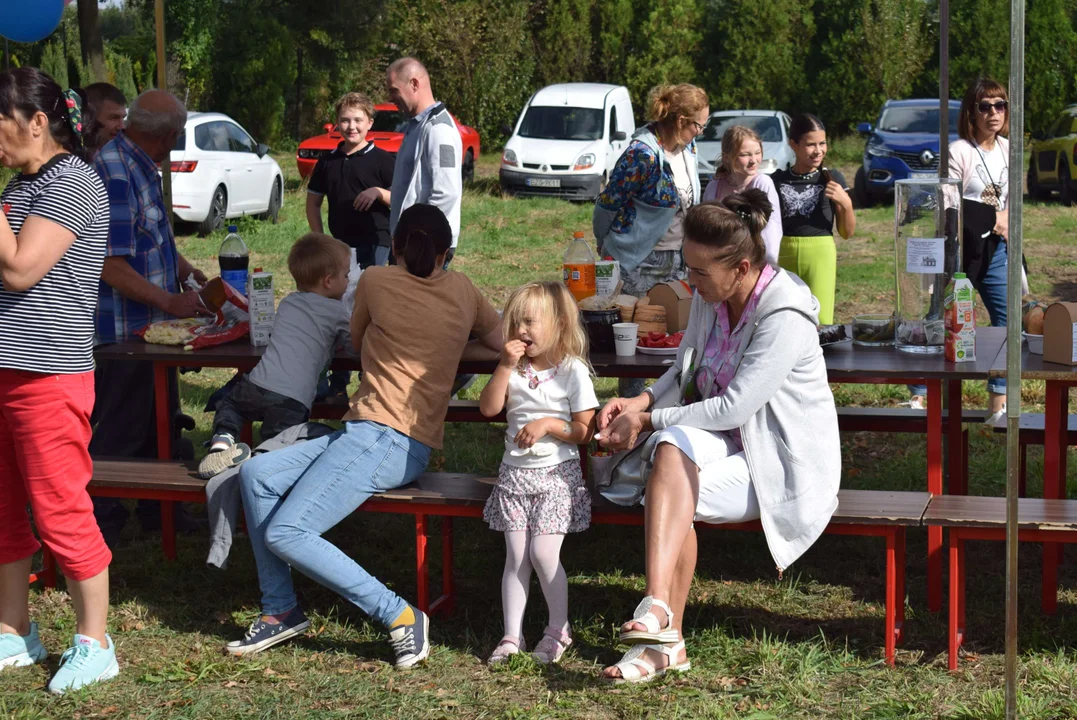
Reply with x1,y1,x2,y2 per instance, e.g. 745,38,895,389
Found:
0,0,65,44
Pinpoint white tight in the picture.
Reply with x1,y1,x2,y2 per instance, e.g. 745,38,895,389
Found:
501,531,568,640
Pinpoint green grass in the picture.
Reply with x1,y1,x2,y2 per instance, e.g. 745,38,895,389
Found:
6,152,1077,718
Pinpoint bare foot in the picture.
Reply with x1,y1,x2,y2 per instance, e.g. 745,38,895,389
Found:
620,601,671,635
602,642,688,680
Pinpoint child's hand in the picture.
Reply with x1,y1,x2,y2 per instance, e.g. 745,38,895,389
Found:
514,418,552,449
499,339,528,369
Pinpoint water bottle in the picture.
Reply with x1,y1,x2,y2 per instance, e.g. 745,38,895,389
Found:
218,225,249,293
562,231,596,302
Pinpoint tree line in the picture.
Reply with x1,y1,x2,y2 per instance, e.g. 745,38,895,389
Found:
6,0,1076,147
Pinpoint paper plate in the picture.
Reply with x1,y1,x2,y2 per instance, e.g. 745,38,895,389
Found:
636,345,679,356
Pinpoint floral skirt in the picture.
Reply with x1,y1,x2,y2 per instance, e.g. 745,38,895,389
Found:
483,460,591,535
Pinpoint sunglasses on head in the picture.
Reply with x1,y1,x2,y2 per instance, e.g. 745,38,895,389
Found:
978,100,1008,114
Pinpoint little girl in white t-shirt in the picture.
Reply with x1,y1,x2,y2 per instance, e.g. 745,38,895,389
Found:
479,281,599,666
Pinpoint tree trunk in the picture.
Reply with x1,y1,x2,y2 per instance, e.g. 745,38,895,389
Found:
77,0,108,83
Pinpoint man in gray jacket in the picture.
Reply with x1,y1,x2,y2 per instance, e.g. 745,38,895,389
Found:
385,57,463,265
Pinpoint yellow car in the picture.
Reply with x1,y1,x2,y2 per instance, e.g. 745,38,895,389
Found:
1028,105,1077,206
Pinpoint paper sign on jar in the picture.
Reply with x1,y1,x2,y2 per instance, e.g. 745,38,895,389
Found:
906,237,946,274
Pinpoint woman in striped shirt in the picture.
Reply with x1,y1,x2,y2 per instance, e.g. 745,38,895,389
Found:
0,67,116,694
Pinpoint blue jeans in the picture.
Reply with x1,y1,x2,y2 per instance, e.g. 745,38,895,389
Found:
909,242,1008,398
239,420,431,626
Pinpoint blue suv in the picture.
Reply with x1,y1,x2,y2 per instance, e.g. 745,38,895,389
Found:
854,99,961,207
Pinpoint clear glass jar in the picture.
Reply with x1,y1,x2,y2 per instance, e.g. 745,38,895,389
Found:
893,178,962,354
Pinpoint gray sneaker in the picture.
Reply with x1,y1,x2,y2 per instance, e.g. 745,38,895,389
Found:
198,438,251,479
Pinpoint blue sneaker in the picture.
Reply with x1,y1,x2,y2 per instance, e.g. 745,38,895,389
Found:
225,607,310,656
47,634,119,694
0,622,47,670
388,605,430,669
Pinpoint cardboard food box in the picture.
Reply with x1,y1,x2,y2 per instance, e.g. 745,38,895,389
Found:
647,280,693,332
1043,302,1077,366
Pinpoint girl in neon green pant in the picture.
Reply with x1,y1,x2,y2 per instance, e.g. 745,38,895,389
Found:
772,114,856,325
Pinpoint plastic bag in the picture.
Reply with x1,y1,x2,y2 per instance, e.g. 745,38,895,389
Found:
341,248,362,314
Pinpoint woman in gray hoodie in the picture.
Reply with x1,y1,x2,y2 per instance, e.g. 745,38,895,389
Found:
596,189,841,684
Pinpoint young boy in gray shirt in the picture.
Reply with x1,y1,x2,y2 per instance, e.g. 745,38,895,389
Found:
198,233,353,478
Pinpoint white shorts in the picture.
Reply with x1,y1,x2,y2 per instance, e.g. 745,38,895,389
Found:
643,425,760,525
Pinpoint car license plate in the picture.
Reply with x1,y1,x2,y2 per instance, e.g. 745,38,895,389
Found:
526,178,561,188
910,172,937,180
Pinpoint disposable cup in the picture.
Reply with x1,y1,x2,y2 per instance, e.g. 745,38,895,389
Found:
613,323,639,356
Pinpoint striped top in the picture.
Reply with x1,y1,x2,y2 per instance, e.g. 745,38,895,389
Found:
0,154,109,374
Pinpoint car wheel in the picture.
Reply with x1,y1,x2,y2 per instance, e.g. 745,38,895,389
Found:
1028,155,1052,200
1061,163,1074,208
853,167,873,208
199,185,227,237
261,178,282,223
462,150,475,185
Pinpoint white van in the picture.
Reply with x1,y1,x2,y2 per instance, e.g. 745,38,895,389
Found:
499,83,635,200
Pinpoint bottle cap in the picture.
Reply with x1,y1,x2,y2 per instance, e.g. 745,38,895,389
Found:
603,256,613,260
954,272,966,279
228,225,238,233
573,231,585,239
254,267,262,273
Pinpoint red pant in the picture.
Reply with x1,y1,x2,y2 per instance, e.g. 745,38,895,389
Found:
0,369,111,581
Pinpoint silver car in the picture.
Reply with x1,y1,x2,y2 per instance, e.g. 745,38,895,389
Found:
695,110,795,185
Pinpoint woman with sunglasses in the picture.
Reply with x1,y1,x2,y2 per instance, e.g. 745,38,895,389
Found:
594,83,708,397
909,78,1012,422
596,190,840,683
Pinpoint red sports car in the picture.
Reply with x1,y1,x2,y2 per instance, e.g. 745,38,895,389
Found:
296,102,480,182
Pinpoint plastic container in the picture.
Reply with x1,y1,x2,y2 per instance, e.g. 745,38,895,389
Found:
1023,332,1044,355
219,225,249,294
581,308,619,353
893,178,962,354
852,313,895,346
563,231,596,302
613,322,639,356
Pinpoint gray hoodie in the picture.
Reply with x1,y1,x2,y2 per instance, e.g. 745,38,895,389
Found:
648,268,841,571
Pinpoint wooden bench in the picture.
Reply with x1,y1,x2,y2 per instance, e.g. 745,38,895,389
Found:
52,460,929,667
990,414,1077,496
366,476,929,667
923,495,1077,670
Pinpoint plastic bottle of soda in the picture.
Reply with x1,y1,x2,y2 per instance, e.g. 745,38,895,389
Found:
218,225,249,292
563,231,596,302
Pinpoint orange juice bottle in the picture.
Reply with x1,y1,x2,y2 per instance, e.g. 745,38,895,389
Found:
563,231,596,302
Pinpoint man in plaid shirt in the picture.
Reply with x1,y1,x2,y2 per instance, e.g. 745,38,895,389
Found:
90,90,210,542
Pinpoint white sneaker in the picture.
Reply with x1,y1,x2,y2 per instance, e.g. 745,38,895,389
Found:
899,396,926,411
985,406,1007,428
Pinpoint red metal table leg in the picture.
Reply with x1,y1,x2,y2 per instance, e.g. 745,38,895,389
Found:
948,531,964,671
441,517,455,615
885,529,898,666
947,379,965,495
927,379,943,613
895,528,906,646
415,514,430,613
1042,382,1066,614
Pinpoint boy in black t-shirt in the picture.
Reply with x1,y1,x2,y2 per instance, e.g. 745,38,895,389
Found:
306,92,395,269
307,93,395,400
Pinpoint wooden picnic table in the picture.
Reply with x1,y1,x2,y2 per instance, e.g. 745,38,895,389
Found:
93,325,1007,613
990,344,1077,614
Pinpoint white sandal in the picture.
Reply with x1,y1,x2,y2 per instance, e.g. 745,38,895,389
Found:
604,641,691,685
619,596,679,644
532,626,572,665
487,635,525,666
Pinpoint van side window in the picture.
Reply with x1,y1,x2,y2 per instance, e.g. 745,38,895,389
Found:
609,107,618,139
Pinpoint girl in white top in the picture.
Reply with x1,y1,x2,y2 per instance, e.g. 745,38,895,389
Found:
702,125,784,263
479,281,599,667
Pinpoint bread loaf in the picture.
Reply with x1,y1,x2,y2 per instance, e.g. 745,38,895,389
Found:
633,304,666,336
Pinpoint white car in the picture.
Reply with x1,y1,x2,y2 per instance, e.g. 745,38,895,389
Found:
168,112,284,236
499,83,636,201
695,110,795,185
